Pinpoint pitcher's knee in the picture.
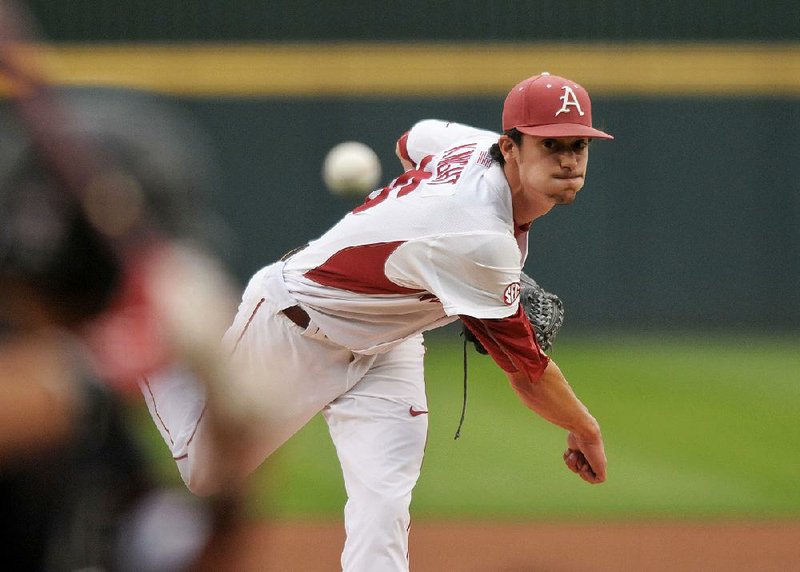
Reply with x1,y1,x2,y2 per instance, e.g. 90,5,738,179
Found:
177,457,224,498
380,495,411,523
353,491,412,529
183,474,220,498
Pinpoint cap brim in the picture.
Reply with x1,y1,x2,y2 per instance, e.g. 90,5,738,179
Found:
516,123,614,140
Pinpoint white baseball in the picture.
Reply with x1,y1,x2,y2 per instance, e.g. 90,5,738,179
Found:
322,141,382,197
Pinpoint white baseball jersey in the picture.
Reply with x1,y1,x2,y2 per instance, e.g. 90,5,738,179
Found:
140,119,550,572
283,119,548,378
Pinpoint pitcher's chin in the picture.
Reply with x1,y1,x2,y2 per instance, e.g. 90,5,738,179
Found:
551,190,578,205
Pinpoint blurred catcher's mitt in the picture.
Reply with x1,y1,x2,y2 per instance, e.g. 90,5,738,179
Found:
464,272,565,353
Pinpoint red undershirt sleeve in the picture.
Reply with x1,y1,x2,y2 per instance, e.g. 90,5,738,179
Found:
460,306,550,382
396,131,413,167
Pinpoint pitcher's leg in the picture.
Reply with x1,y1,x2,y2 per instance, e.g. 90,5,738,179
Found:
141,293,372,497
141,358,268,496
324,336,428,572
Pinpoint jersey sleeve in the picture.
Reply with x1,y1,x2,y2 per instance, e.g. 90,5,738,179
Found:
460,307,550,381
397,120,499,168
385,232,522,319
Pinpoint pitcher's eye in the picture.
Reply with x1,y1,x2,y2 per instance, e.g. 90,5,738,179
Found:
572,139,589,152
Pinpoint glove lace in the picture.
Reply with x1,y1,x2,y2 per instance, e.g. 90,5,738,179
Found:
454,335,468,440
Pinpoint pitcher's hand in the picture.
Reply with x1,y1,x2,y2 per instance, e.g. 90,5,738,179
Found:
564,431,607,484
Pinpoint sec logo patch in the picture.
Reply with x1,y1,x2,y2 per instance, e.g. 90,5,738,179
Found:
503,282,521,305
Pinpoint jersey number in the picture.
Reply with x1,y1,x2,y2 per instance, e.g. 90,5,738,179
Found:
352,164,432,214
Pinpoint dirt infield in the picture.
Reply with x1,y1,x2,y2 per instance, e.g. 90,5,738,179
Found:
202,520,800,571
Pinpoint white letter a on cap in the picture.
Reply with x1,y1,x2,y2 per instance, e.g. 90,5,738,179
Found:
555,86,585,117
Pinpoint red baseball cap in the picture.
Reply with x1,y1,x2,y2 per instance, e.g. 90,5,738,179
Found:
502,72,613,140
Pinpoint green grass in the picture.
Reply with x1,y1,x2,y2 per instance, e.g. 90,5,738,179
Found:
129,332,800,521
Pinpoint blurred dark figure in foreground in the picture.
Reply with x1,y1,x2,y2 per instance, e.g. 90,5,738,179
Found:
0,86,245,571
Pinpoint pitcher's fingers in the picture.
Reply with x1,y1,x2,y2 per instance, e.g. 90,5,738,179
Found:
583,449,607,482
579,463,603,484
563,448,581,474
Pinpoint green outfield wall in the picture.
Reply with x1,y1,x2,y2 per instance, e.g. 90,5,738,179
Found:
169,93,799,331
5,2,799,331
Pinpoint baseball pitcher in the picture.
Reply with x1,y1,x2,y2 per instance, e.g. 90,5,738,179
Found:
143,72,613,571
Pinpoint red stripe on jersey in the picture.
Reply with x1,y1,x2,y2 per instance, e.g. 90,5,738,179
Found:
304,241,424,295
460,306,549,381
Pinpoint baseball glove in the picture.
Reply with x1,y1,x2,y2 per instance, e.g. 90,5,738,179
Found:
463,272,565,353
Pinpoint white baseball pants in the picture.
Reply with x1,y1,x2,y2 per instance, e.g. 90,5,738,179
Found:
141,263,429,571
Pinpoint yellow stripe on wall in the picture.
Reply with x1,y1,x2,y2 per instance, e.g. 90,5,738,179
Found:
4,42,800,97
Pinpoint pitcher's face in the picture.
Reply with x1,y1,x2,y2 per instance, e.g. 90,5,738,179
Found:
501,135,590,221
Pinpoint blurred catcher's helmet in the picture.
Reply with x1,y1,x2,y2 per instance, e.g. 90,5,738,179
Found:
0,87,227,327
